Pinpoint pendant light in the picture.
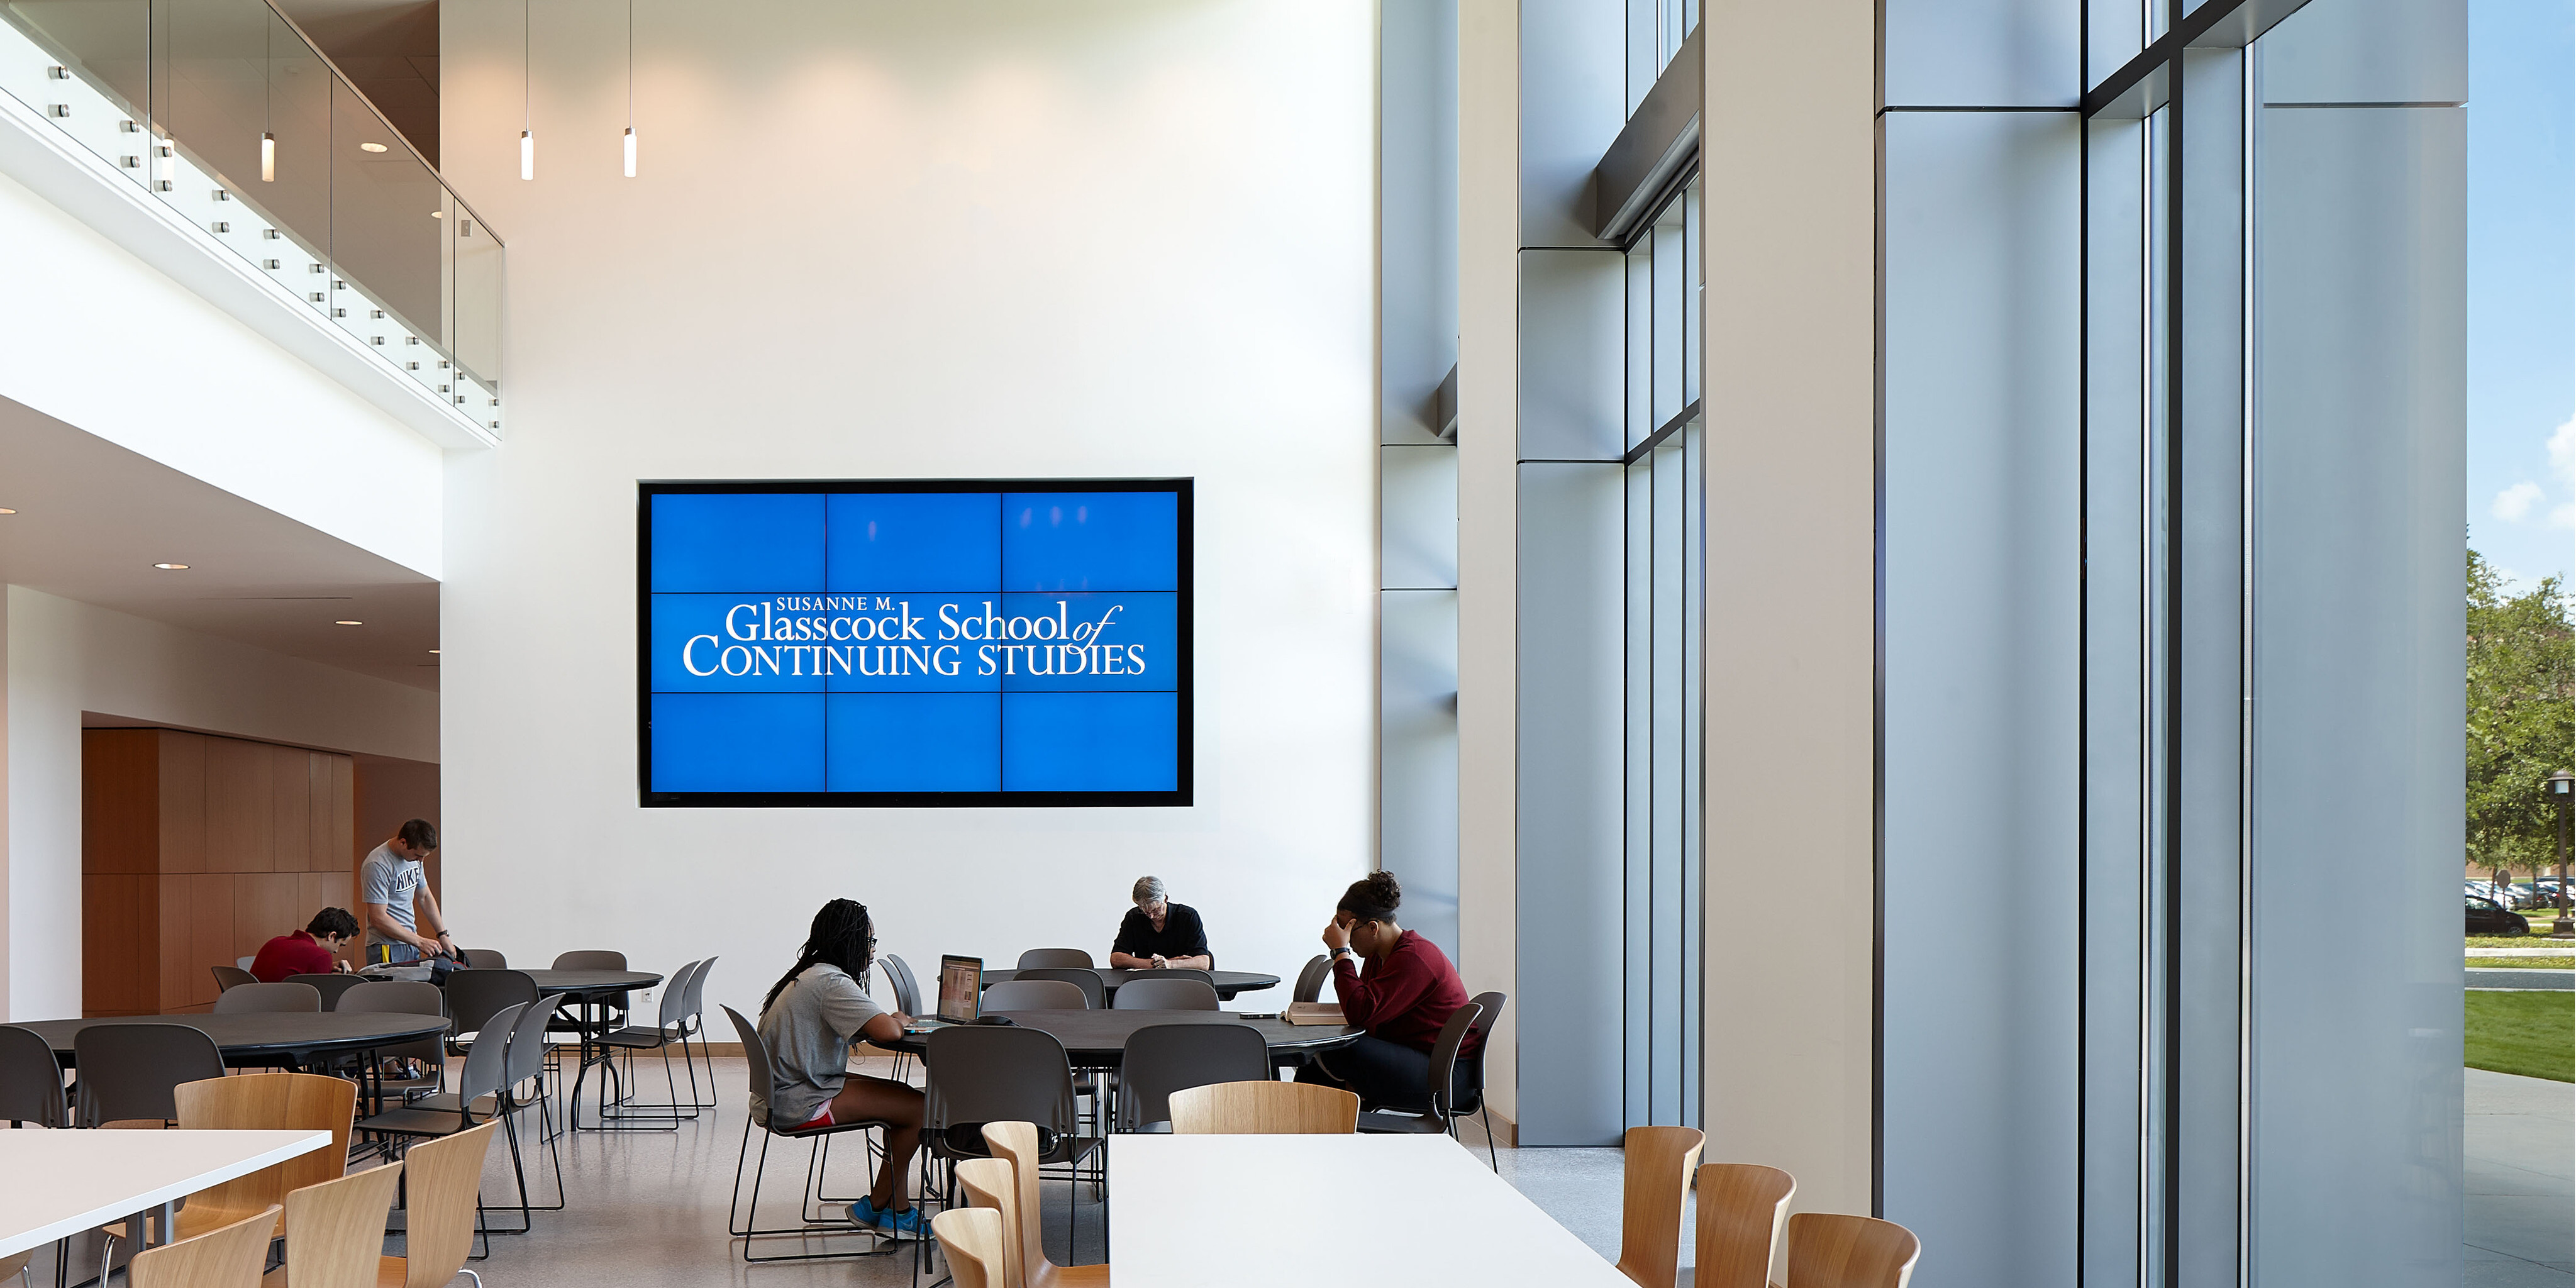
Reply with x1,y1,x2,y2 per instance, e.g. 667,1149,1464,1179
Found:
518,0,534,180
621,0,636,177
259,20,274,181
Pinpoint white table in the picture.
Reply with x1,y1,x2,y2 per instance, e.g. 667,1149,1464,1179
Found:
1109,1133,1631,1287
0,1130,331,1258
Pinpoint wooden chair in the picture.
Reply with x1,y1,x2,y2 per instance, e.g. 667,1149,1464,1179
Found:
265,1164,405,1288
1167,1080,1357,1135
1692,1163,1795,1288
1783,1212,1920,1288
375,1121,498,1288
931,1208,1010,1288
951,1160,1018,1288
126,1204,280,1288
173,1072,357,1241
980,1122,1108,1288
1613,1126,1706,1288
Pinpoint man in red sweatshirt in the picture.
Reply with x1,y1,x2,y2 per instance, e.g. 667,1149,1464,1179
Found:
250,908,361,982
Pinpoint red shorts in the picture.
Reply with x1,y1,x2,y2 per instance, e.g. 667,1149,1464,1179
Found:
797,1106,835,1130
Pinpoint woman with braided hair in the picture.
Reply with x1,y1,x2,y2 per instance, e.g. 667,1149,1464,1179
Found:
1294,870,1480,1113
753,898,926,1238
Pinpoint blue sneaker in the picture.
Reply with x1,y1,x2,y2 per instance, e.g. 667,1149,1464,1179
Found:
845,1197,925,1240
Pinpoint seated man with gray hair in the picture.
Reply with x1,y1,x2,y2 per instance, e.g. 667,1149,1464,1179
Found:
1108,875,1212,970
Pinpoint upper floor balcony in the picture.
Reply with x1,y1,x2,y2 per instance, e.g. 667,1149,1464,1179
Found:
0,0,501,441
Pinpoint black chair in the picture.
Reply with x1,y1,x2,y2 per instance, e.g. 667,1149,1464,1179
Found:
1110,977,1219,1011
721,1006,892,1263
209,965,257,993
285,973,367,1011
337,980,448,1108
1012,967,1104,1010
1292,954,1333,1003
1014,948,1093,969
72,1024,225,1127
1355,994,1506,1169
446,969,540,1054
211,982,321,1014
0,1024,66,1127
460,948,508,970
920,1024,1104,1271
981,980,1088,1011
1116,1023,1270,1132
547,950,631,1069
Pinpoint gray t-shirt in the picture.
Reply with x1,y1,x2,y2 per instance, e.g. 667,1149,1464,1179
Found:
753,963,885,1129
359,843,426,948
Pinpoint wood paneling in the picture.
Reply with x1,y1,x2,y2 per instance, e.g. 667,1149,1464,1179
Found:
82,731,357,1016
81,730,159,875
206,738,275,874
158,731,207,874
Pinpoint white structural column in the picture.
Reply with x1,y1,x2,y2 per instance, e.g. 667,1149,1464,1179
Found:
1453,0,1521,1135
1697,0,1877,1222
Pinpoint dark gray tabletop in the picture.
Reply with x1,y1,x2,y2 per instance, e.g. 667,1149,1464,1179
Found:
517,969,660,996
979,969,1281,1001
885,1009,1355,1065
13,1013,452,1065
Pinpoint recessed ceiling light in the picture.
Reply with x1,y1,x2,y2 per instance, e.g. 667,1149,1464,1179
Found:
360,142,388,153
428,649,441,655
153,562,189,570
0,507,16,514
334,619,364,626
430,210,443,218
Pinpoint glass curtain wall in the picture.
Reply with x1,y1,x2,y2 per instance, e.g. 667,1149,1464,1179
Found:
1621,177,1705,1130
2082,0,2463,1283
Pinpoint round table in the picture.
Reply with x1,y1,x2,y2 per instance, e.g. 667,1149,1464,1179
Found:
978,969,1282,1002
883,1009,1357,1069
16,1013,452,1069
516,969,662,998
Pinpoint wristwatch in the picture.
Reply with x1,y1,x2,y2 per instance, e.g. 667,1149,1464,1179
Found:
1332,946,1356,961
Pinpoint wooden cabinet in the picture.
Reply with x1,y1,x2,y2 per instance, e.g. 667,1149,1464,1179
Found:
82,730,356,1016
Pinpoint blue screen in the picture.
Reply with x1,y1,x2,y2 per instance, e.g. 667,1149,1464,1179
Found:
641,482,1190,804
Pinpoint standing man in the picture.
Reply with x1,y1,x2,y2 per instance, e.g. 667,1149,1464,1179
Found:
362,818,456,965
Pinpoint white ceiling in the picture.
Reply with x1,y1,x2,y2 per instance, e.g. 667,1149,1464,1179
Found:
0,396,440,690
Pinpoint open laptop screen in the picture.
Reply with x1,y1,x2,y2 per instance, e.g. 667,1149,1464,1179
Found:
938,955,983,1023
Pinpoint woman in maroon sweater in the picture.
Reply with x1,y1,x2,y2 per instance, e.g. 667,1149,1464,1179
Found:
1294,871,1479,1113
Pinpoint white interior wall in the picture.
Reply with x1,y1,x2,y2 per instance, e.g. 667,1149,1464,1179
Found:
1,586,441,1018
436,1,1377,1023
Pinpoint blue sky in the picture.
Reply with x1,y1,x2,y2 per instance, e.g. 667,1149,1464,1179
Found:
2466,0,2575,594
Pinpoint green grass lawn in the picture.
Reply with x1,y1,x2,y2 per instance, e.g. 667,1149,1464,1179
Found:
2467,957,2576,969
2464,991,2574,1082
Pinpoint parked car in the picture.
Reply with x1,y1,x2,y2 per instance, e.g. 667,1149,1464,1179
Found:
2467,894,2531,936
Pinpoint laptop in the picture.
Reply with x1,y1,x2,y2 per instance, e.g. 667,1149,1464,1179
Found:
936,954,984,1024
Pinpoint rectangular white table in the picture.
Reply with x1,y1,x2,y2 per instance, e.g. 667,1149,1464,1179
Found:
0,1130,331,1258
1109,1133,1632,1286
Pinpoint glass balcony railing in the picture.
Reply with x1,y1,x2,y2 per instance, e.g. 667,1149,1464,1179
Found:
0,0,502,433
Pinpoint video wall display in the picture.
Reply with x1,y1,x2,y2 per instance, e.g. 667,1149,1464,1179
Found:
638,479,1192,806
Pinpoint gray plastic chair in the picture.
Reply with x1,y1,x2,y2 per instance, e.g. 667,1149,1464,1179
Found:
675,957,721,1109
551,950,626,970
1015,948,1094,969
1111,977,1220,1011
1292,954,1333,1004
211,964,257,992
981,979,1088,1011
486,995,570,1223
1116,1023,1271,1131
1014,967,1105,1009
722,1006,892,1262
549,950,631,1036
879,955,922,1014
0,1024,67,1127
461,948,508,970
286,973,366,1011
921,1024,1102,1266
446,969,541,1051
338,980,448,1092
212,982,322,1014
73,1024,226,1126
591,959,697,1128
1152,967,1215,986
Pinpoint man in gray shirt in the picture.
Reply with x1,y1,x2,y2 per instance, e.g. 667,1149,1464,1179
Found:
360,818,455,964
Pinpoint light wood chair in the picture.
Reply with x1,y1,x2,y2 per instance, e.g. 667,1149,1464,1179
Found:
174,1072,357,1240
1167,1080,1358,1135
981,1122,1109,1288
1693,1163,1797,1288
376,1121,499,1288
1613,1125,1706,1287
262,1164,405,1288
1,1247,31,1288
951,1160,1019,1288
1783,1212,1920,1288
127,1204,280,1288
932,1208,1010,1288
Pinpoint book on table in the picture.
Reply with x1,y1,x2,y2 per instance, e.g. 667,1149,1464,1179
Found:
1281,1002,1345,1026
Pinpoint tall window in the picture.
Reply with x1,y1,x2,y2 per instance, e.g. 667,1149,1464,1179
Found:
1623,176,1704,1130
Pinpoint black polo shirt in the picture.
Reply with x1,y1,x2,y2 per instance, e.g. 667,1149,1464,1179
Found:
1113,902,1209,960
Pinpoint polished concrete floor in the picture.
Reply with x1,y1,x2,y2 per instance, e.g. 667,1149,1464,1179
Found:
2467,1069,2575,1287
